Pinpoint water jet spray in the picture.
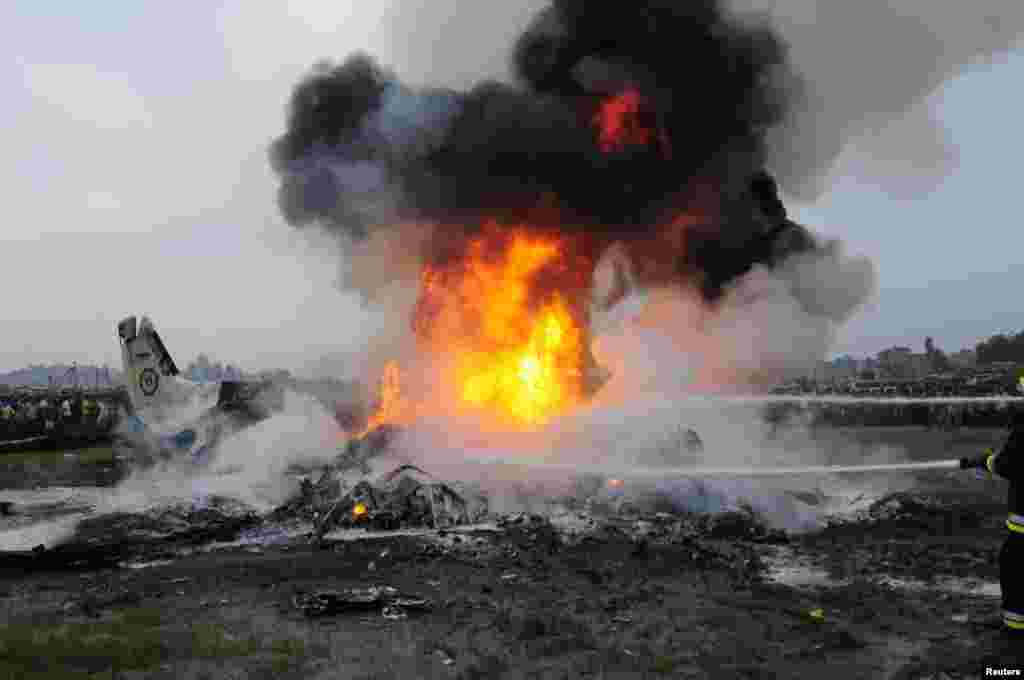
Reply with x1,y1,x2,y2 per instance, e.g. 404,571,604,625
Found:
463,457,962,480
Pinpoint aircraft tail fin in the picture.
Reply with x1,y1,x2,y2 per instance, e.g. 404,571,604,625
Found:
117,316,185,417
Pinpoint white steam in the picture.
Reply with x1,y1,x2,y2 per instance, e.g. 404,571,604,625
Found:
362,241,885,531
591,239,875,393
375,384,906,531
110,390,339,513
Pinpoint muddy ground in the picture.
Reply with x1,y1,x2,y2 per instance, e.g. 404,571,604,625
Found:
0,427,1021,679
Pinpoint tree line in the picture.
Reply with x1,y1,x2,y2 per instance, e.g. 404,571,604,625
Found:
975,331,1024,365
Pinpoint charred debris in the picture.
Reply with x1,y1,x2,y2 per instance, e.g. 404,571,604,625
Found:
0,422,775,578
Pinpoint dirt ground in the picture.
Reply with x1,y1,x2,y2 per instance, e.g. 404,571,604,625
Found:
0,426,1022,679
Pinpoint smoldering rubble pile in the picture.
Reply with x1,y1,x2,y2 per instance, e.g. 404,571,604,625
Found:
272,425,488,538
1,425,941,590
0,418,934,599
0,425,790,584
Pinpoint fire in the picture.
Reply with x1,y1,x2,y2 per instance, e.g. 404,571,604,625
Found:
415,228,587,428
350,227,591,436
355,361,406,438
593,88,672,157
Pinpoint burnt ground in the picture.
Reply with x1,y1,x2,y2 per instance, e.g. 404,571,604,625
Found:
0,427,1022,679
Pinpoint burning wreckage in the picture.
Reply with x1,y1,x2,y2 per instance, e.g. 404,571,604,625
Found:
5,0,876,580
8,6,1024,675
106,0,872,530
18,0,859,552
266,0,871,434
289,460,477,540
255,7,873,548
279,419,704,542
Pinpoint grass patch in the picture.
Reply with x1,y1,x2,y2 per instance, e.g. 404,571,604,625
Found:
651,656,678,673
76,446,116,465
190,623,259,659
0,445,115,466
0,607,164,679
0,606,305,678
270,638,306,673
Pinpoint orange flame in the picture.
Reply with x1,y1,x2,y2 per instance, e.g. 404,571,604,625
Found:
593,88,672,157
416,228,586,428
350,227,590,436
359,361,405,435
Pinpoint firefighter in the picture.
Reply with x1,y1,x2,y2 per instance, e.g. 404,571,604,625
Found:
39,399,55,432
96,400,110,430
961,409,1024,635
82,397,96,423
23,400,39,435
0,401,13,437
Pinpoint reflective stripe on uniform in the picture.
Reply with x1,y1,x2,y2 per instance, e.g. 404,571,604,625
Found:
986,453,997,475
1005,610,1024,630
1008,514,1024,534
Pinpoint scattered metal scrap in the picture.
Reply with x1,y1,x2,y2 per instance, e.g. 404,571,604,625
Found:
292,585,432,618
309,464,473,542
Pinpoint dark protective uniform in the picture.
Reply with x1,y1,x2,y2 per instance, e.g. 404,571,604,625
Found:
964,417,1024,633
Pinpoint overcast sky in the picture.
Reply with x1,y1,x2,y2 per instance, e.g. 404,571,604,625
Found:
1,2,1023,375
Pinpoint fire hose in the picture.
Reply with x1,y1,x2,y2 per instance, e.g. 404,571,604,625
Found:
463,457,968,479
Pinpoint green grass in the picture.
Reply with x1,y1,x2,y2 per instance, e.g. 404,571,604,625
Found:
0,607,164,679
270,638,306,673
191,623,260,659
651,656,678,674
0,445,115,466
0,609,309,678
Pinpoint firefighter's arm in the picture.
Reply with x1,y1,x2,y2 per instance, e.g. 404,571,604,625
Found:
967,427,1024,478
989,429,1023,481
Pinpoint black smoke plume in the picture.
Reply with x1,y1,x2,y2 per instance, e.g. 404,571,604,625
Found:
269,0,826,306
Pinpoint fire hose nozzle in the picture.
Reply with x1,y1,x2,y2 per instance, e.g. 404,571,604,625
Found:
959,456,986,470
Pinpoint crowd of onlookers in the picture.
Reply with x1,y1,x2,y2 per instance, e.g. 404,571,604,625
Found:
0,392,121,441
763,399,1023,429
